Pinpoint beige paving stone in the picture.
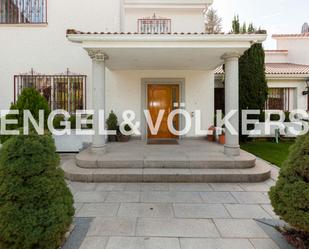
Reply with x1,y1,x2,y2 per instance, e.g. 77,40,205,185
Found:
74,203,84,213
106,237,181,249
136,218,220,238
105,191,140,203
174,204,230,218
231,192,271,204
180,238,255,249
261,204,280,219
200,192,238,204
225,204,272,219
169,183,213,192
96,183,126,191
117,203,173,218
140,191,203,203
77,203,119,217
74,191,108,203
210,183,244,191
125,183,142,191
79,236,108,249
239,183,271,192
140,183,170,191
250,239,280,249
87,217,137,236
214,219,269,238
70,182,97,192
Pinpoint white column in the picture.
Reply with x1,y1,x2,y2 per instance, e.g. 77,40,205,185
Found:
222,52,240,156
86,48,108,151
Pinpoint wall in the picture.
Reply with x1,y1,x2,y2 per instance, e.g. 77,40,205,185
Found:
106,70,214,137
276,38,309,65
265,53,288,63
124,8,205,33
0,0,122,112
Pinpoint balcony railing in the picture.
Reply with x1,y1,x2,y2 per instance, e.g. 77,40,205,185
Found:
0,0,47,24
138,17,171,34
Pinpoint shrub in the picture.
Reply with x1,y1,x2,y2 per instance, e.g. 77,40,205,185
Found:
0,133,74,249
106,111,118,130
269,132,309,233
0,88,50,143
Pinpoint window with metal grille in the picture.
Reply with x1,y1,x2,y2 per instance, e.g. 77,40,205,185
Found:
14,69,87,113
138,14,171,34
0,0,47,24
266,88,291,111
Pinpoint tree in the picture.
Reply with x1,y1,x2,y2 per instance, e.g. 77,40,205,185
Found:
205,8,222,34
0,133,74,248
0,88,51,143
241,22,247,34
232,15,240,34
230,17,268,139
269,132,309,233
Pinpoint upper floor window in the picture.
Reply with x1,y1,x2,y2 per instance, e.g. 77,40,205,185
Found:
138,14,171,34
14,69,87,113
0,0,47,24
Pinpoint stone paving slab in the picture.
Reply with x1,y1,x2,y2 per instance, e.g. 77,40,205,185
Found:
140,191,203,203
105,191,141,203
250,238,281,249
173,204,230,218
180,238,255,249
214,219,269,238
79,236,108,249
74,191,108,203
87,217,137,236
106,237,181,249
136,218,220,238
76,203,119,217
200,192,238,204
231,192,271,204
117,203,174,218
225,204,272,219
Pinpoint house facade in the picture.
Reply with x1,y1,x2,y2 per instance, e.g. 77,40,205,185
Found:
0,0,268,155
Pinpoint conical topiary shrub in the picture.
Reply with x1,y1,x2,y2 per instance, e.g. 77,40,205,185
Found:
269,132,309,233
0,133,74,249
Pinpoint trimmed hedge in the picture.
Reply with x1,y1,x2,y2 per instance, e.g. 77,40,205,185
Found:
269,132,309,233
0,133,74,249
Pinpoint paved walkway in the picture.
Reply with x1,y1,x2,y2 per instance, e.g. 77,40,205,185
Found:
67,163,281,249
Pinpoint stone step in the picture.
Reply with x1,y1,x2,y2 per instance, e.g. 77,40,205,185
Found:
62,159,271,183
76,149,256,169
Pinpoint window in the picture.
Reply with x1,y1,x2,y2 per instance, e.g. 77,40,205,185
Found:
0,0,47,24
14,70,87,113
138,14,171,34
266,88,291,111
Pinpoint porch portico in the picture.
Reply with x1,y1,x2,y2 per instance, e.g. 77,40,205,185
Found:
67,31,267,157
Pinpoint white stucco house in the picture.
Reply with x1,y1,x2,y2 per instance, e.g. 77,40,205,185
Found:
0,0,273,182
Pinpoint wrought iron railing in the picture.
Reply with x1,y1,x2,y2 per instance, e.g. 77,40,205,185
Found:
266,88,290,111
138,17,171,34
14,69,87,113
0,0,47,24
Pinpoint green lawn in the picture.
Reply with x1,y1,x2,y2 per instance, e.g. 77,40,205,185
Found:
241,140,295,167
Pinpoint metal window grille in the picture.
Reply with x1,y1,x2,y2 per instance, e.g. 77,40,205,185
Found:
14,69,87,113
0,0,47,24
266,88,290,111
138,14,171,34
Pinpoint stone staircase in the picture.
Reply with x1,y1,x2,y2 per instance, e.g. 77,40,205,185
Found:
61,140,271,183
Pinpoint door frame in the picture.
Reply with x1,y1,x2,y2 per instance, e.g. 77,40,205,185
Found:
141,78,186,140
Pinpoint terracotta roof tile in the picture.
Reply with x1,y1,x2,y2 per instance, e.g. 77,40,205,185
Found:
66,29,266,36
215,63,309,75
272,33,309,38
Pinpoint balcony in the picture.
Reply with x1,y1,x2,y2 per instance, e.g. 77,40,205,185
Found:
138,15,171,34
0,0,47,24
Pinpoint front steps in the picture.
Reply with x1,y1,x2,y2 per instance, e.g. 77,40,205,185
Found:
62,157,271,183
61,140,271,183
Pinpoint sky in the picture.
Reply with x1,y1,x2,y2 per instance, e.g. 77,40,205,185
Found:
211,0,309,48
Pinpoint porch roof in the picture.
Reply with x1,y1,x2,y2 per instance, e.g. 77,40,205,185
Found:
66,30,267,70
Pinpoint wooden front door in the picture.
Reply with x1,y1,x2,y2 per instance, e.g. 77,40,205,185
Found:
147,84,179,139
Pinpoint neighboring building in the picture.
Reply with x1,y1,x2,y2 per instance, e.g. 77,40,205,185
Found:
215,30,309,113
